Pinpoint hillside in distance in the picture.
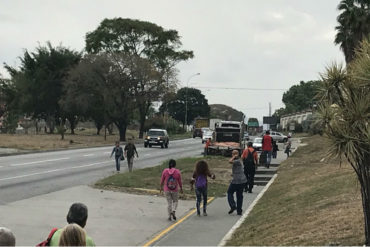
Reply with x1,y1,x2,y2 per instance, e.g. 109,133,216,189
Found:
210,104,244,121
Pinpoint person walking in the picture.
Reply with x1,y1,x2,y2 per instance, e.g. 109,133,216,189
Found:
227,150,247,215
191,160,215,216
124,138,138,172
204,138,211,156
272,140,279,159
49,203,95,246
242,142,258,193
0,227,16,246
160,159,183,221
262,130,273,168
110,141,124,172
59,224,86,246
285,139,292,157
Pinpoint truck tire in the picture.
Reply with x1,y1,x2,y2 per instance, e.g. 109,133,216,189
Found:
165,142,169,148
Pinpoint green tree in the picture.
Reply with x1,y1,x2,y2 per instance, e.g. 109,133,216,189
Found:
272,107,288,119
4,42,81,133
63,53,141,141
280,80,321,114
161,87,210,127
317,39,370,245
85,18,193,137
334,0,370,63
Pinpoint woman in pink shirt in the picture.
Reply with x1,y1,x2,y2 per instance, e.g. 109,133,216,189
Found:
160,159,183,221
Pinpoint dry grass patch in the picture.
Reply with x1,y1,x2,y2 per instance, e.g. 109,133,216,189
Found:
227,135,364,246
0,129,139,150
94,156,233,199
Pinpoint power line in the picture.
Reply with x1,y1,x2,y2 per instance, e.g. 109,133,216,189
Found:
194,86,286,91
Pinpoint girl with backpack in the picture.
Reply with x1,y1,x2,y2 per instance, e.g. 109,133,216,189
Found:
160,159,183,221
191,160,215,216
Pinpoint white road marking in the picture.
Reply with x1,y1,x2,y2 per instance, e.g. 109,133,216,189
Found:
104,152,111,154
0,166,3,168
0,161,111,181
10,158,70,167
83,154,94,157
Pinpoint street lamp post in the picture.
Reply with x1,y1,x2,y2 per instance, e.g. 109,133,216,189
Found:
185,73,200,131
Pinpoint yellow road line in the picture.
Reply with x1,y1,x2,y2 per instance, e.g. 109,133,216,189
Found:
143,196,215,246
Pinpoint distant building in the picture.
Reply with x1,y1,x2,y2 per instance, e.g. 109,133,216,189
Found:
280,110,313,130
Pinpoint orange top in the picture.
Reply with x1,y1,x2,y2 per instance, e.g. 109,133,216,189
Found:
241,147,258,163
205,139,211,148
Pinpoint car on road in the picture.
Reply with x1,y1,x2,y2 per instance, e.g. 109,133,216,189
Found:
144,129,169,148
202,131,213,143
252,137,263,151
261,131,288,142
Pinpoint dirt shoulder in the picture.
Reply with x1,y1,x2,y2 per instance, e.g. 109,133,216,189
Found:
227,135,364,246
0,130,192,153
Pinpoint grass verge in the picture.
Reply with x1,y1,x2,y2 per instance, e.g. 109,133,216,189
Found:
227,135,364,246
94,156,233,199
169,132,193,140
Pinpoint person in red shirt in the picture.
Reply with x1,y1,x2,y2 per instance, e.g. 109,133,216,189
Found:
242,142,259,193
204,138,211,156
262,130,273,168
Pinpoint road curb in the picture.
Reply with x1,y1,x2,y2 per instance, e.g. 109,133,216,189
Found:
218,174,278,246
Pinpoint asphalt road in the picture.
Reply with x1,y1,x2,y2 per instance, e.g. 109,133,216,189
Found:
0,138,204,205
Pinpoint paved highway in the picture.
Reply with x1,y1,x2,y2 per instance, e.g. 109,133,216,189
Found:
0,138,203,204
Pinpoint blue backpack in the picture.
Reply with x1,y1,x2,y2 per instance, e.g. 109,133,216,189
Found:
167,174,177,190
195,174,207,188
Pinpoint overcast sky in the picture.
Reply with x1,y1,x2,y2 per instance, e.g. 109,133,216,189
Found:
0,0,345,122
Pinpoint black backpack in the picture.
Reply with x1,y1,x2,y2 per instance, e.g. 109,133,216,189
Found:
243,150,256,167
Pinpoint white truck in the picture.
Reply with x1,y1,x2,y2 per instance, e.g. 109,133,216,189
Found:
209,118,222,131
207,121,244,156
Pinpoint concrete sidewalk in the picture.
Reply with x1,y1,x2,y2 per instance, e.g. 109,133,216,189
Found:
153,186,263,246
149,138,301,246
0,186,194,246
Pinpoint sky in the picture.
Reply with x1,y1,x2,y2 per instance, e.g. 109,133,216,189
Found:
0,0,345,122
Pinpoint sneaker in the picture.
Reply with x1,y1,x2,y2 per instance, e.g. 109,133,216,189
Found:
237,211,243,216
228,208,236,214
203,212,208,216
172,211,177,221
248,190,253,193
168,216,172,221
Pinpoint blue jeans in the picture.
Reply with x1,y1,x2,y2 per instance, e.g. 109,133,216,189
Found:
115,156,121,171
195,186,208,214
263,151,272,167
227,183,245,214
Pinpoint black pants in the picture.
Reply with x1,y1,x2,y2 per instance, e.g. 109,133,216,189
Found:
244,166,255,192
227,183,245,214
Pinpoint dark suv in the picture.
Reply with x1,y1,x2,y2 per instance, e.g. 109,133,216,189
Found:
144,129,169,148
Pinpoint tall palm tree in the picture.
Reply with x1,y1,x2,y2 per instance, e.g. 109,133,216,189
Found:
334,0,370,63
